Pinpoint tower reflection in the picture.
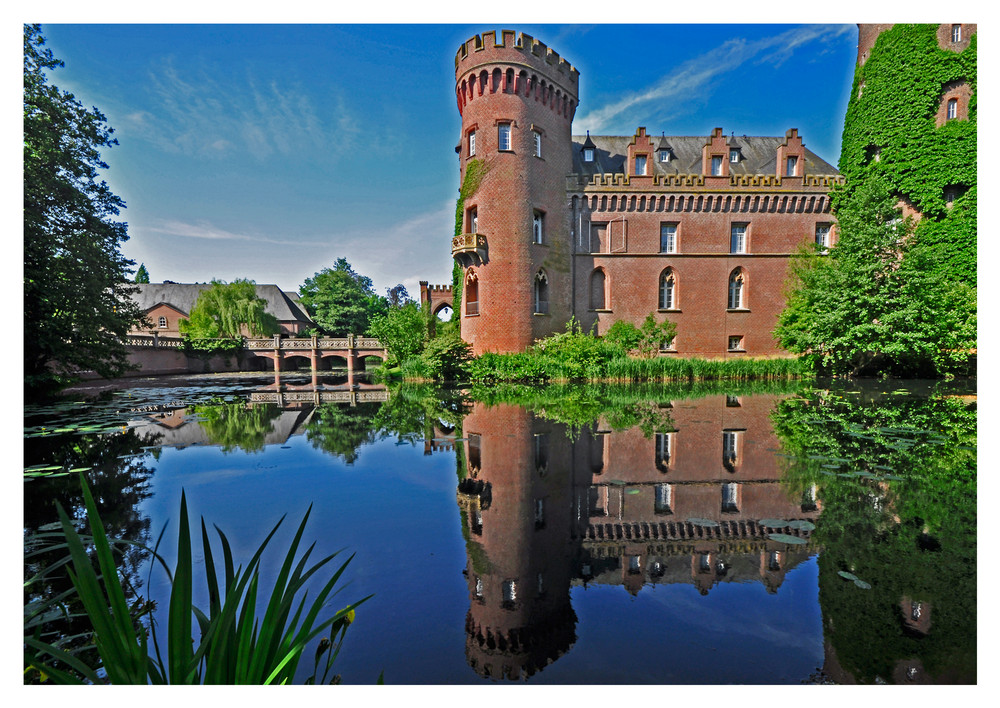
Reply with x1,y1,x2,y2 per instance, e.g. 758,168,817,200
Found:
456,393,818,681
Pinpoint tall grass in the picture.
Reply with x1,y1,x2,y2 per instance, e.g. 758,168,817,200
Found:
603,355,809,383
24,474,369,684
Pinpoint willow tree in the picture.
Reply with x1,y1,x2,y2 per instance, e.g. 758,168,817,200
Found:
179,279,279,339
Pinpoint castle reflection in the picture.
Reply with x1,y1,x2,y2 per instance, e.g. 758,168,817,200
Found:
455,393,819,681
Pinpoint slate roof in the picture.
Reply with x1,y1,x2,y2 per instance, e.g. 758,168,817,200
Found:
132,283,313,325
570,134,839,178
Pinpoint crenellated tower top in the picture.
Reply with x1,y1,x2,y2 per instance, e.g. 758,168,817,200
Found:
454,30,580,122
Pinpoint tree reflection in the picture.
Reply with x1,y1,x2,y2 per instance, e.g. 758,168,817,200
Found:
772,385,976,684
192,400,284,453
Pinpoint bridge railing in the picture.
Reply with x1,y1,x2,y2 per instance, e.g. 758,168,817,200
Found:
244,335,384,351
125,335,186,349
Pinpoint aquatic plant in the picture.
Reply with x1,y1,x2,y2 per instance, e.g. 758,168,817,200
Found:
24,475,368,684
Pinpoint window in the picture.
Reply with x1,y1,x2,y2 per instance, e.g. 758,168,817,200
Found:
534,433,549,471
730,148,740,163
947,98,958,120
768,551,781,572
589,486,609,517
471,508,483,535
502,580,516,606
660,223,677,253
655,432,672,471
468,130,476,156
158,316,167,328
699,553,712,573
628,555,641,573
654,483,673,514
660,336,676,351
532,211,544,244
475,576,483,599
728,270,745,309
590,223,607,253
467,432,481,470
730,224,747,254
635,154,647,175
467,206,478,234
952,24,961,42
534,498,545,529
722,430,741,469
590,269,607,309
584,147,594,162
786,155,798,176
465,272,479,316
533,270,548,314
659,149,670,162
726,395,741,408
711,155,723,176
722,483,739,513
815,223,831,250
533,130,542,157
498,123,511,151
727,335,744,351
659,269,676,310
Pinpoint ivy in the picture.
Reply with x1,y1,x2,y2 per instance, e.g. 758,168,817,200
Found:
451,158,490,321
838,24,976,286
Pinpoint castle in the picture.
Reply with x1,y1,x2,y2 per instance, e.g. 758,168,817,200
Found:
437,30,844,357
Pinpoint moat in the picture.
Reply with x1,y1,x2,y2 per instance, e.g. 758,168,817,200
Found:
24,374,977,684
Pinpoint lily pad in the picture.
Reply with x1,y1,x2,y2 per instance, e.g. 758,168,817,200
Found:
838,571,859,581
768,533,806,545
854,579,872,590
626,489,641,495
759,519,789,528
786,520,815,532
687,518,719,528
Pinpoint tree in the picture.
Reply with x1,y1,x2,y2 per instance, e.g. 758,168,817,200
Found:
134,264,149,283
775,178,976,376
178,279,279,339
298,258,385,335
385,283,410,309
24,24,144,393
366,300,427,365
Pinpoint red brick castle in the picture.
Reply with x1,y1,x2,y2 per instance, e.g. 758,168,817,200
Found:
449,30,843,357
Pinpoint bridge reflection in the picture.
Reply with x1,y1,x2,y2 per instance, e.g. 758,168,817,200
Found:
455,393,818,681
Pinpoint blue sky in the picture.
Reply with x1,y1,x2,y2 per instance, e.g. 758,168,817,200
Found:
24,19,866,297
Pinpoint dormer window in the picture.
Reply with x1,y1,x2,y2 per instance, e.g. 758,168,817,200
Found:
711,156,723,176
659,149,670,162
786,155,798,176
635,155,647,175
158,316,167,328
584,147,594,162
729,148,740,163
952,24,961,43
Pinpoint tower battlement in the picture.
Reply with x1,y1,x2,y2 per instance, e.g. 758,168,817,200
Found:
455,30,580,88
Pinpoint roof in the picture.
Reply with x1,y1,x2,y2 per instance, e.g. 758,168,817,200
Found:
131,283,313,324
570,134,839,178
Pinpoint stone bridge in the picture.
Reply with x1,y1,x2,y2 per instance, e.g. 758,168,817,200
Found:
244,334,388,373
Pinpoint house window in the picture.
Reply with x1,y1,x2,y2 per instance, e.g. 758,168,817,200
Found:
768,551,781,571
722,430,741,469
628,555,641,573
726,395,741,407
659,269,676,310
635,154,647,175
590,222,607,253
533,130,542,157
532,211,544,244
722,482,739,513
727,335,744,352
947,98,958,120
465,272,479,316
467,432,481,471
498,123,511,151
475,576,483,599
661,336,676,351
533,270,548,314
502,580,516,605
815,223,831,250
699,553,712,572
654,483,673,514
655,432,672,471
467,206,478,234
584,147,594,162
711,155,723,176
952,24,961,42
590,269,607,309
158,316,167,328
730,148,740,163
786,155,798,176
659,149,670,162
534,498,545,529
468,130,476,156
660,223,677,253
730,224,747,254
728,269,745,309
534,432,549,471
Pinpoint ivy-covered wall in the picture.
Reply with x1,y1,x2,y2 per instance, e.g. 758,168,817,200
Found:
837,24,976,285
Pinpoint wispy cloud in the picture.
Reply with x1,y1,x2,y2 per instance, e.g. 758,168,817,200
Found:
146,218,329,247
120,58,355,161
574,25,853,134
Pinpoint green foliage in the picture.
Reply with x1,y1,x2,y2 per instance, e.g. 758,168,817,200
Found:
25,475,368,684
366,301,427,366
304,402,382,464
191,401,283,453
776,179,976,376
450,157,489,322
134,264,150,283
466,352,550,384
182,337,244,357
179,279,280,339
419,331,473,381
299,258,385,336
23,24,145,393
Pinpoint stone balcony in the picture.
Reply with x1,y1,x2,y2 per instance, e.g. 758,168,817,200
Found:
452,232,488,267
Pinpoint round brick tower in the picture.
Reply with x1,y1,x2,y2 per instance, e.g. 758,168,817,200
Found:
453,30,579,354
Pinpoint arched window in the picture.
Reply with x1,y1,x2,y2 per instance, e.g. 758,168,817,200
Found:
491,68,502,93
465,271,479,316
534,270,548,314
947,98,958,120
158,316,167,328
659,268,676,309
590,269,607,310
728,269,745,309
505,68,514,93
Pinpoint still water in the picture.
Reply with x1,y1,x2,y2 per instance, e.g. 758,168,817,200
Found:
24,374,976,684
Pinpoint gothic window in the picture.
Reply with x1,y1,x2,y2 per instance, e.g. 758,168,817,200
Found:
532,211,544,244
730,224,747,253
533,270,548,314
660,223,677,253
158,316,167,328
728,269,746,309
659,269,676,310
590,269,607,309
465,271,479,316
498,123,511,151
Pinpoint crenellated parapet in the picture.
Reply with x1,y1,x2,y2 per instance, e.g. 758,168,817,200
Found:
454,30,580,122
